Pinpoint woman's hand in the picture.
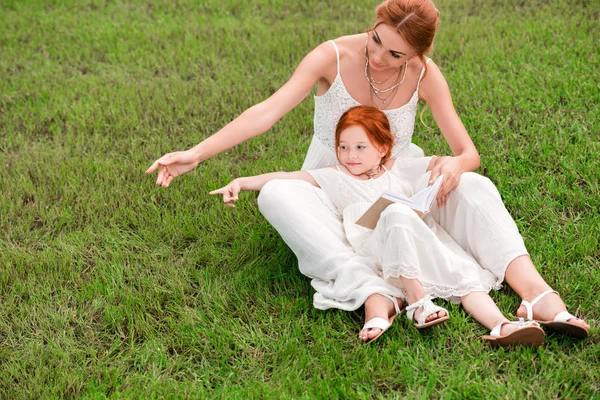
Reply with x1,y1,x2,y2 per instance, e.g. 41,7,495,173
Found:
427,156,464,208
145,149,201,188
209,179,242,208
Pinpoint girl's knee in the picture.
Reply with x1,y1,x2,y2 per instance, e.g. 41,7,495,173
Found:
382,203,422,222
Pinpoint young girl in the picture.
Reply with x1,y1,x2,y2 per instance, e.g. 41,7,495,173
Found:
210,106,545,347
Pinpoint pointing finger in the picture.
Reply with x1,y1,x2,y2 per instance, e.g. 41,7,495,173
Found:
146,160,161,174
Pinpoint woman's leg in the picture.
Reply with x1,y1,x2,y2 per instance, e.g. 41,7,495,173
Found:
432,172,588,329
463,292,546,346
506,256,589,330
258,179,405,340
461,292,513,333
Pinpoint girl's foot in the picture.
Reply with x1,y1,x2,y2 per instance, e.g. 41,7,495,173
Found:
406,295,449,329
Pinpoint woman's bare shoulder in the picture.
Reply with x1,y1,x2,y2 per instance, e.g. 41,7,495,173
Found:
417,60,449,100
330,33,368,58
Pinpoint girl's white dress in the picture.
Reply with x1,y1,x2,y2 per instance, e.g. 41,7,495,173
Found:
308,160,502,302
257,40,528,311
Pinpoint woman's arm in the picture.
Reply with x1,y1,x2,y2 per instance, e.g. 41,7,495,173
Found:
209,171,318,207
419,61,481,207
146,42,337,188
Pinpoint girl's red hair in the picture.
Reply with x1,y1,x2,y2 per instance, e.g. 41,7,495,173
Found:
335,106,394,163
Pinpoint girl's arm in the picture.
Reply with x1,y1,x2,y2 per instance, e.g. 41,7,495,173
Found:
209,171,318,208
419,61,481,207
146,42,337,188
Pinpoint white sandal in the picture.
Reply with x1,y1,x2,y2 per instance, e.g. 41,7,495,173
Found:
520,289,589,339
482,318,545,347
361,294,405,344
406,295,449,329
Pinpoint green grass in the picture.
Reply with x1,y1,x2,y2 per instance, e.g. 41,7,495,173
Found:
1,0,599,398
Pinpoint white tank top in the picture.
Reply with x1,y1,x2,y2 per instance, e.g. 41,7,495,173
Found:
302,40,430,170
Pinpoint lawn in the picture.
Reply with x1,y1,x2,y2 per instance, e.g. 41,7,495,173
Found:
0,0,599,398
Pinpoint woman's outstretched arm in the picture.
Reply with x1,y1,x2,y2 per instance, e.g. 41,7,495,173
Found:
209,171,318,207
419,61,481,207
146,42,337,188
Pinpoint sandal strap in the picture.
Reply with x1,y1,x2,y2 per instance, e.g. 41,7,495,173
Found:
520,289,558,320
553,310,580,323
363,317,391,331
405,294,432,319
490,318,539,337
406,295,447,326
380,293,401,315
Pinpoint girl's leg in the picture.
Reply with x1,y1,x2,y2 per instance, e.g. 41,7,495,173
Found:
399,277,447,323
258,179,405,340
433,173,588,329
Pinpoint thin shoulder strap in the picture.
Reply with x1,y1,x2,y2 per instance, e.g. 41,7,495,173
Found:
328,40,341,76
416,58,432,91
335,165,342,172
381,165,389,172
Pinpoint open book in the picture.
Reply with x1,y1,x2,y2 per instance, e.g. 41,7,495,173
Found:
355,174,444,230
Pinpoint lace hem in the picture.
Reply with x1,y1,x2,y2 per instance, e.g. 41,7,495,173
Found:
382,265,504,304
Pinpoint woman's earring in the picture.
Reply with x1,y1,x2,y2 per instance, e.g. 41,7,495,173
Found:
398,59,408,84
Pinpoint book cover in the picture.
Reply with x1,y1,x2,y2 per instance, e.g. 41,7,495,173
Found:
355,174,444,230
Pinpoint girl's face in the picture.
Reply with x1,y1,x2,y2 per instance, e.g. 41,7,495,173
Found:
366,23,416,72
337,126,388,176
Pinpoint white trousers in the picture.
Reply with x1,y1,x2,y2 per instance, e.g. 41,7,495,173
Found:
257,172,528,311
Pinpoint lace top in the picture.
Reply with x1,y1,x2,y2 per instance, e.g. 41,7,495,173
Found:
302,40,430,170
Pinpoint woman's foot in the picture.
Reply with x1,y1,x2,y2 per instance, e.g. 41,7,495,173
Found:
516,290,590,336
359,294,404,342
482,319,545,347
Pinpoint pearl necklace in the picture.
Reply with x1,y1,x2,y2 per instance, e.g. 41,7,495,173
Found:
364,56,408,94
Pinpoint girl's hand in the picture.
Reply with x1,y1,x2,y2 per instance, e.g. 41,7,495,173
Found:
209,179,242,208
427,156,464,208
146,149,201,188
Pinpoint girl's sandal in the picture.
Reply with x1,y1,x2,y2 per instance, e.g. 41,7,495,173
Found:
520,289,589,339
482,319,545,347
406,295,449,329
361,295,406,344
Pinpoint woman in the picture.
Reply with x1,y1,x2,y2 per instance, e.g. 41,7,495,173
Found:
146,0,589,342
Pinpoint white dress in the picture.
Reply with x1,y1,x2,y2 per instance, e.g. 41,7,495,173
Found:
308,160,502,303
257,40,528,311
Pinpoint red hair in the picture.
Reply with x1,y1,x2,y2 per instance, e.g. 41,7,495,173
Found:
370,0,440,83
335,106,394,163
369,0,440,126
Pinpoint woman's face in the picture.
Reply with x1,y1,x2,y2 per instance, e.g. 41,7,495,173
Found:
337,125,388,175
366,24,416,72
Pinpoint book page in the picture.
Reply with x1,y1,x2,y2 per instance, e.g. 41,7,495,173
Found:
355,174,445,229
